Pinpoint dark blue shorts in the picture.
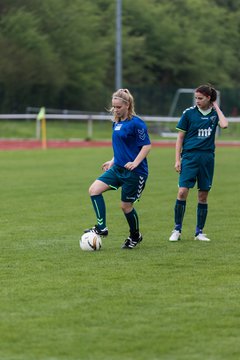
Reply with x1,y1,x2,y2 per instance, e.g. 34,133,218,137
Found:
179,151,215,191
98,165,147,202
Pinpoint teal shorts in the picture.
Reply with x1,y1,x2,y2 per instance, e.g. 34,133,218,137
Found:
179,151,215,191
98,165,147,202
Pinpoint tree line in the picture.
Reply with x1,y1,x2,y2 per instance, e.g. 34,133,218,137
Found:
0,0,239,115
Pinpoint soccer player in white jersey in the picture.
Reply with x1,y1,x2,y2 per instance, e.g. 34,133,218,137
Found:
169,84,228,242
85,89,151,249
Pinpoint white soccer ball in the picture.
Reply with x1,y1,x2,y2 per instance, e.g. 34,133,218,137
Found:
80,232,102,251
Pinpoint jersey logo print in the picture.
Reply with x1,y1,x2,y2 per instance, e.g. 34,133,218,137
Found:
138,128,146,140
210,115,217,124
115,123,122,131
198,127,212,137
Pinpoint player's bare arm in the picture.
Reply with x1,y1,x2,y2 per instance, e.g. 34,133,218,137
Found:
175,131,185,173
124,144,151,171
212,101,228,128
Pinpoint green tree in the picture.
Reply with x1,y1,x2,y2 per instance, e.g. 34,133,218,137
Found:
0,0,115,111
123,0,240,88
0,7,65,111
0,0,239,113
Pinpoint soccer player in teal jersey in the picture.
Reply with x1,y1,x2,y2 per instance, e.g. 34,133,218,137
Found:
84,89,151,249
169,84,228,242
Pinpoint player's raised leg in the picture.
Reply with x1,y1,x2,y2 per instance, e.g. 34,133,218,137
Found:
84,180,110,236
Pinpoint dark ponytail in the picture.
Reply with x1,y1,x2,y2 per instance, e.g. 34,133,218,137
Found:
196,84,217,102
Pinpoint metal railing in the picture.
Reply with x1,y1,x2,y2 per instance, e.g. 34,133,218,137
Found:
0,113,239,139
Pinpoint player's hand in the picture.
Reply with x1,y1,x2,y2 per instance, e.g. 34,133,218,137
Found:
175,160,181,173
102,160,113,171
124,162,137,171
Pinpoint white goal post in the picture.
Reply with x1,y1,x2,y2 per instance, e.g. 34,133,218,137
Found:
168,88,221,117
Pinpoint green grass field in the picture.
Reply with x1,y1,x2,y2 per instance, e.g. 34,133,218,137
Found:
0,146,239,360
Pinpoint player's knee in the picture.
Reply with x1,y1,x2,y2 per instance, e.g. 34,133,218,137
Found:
89,182,99,196
198,191,208,203
89,180,109,196
121,202,133,213
178,188,188,200
88,184,95,196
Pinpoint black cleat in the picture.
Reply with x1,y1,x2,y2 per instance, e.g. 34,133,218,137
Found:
121,233,143,249
84,225,108,237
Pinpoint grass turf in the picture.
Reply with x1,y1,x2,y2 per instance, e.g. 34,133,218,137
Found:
0,147,239,360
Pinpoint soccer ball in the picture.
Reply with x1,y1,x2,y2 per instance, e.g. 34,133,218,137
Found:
80,232,102,251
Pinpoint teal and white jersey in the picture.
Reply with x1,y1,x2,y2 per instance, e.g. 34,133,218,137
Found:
176,106,219,152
